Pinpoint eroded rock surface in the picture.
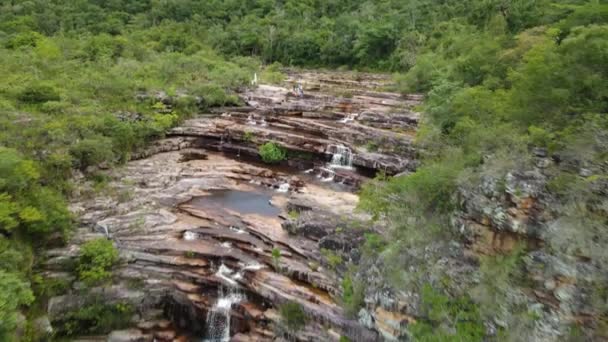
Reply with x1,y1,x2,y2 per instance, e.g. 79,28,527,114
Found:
44,71,418,341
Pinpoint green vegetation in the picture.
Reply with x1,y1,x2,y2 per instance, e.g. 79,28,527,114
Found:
362,233,387,256
0,0,606,339
342,275,365,318
287,210,300,219
321,248,343,270
243,131,254,143
271,247,282,269
55,301,134,336
260,63,286,84
410,285,485,341
259,142,287,163
0,270,35,341
77,239,119,286
278,301,307,333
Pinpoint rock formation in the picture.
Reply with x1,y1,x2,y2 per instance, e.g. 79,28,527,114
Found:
43,71,421,341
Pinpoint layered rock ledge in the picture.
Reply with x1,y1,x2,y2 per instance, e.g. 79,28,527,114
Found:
43,71,421,341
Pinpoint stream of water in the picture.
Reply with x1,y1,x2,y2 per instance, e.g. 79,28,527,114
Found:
203,286,244,342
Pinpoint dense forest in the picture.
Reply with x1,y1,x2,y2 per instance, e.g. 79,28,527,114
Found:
0,0,607,340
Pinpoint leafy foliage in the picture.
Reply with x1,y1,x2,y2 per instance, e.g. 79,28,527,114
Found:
279,301,307,332
0,270,34,341
410,285,485,341
77,239,119,286
342,275,365,318
258,142,287,164
55,301,134,336
0,0,606,339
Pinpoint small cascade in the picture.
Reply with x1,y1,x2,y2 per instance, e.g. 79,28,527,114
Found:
183,231,198,241
277,183,290,193
98,224,110,238
204,287,244,342
329,144,353,169
259,117,267,127
229,226,246,234
241,262,265,271
321,174,335,182
232,262,265,283
214,264,239,286
338,113,357,124
246,114,257,126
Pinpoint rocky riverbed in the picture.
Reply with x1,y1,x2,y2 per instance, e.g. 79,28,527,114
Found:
42,71,422,341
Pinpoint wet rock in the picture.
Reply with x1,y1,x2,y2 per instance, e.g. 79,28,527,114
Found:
33,316,53,336
282,211,340,240
108,329,151,342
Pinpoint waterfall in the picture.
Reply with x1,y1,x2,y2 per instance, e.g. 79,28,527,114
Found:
247,114,257,125
214,264,238,287
259,117,267,127
329,144,353,169
338,113,357,124
229,226,246,234
183,231,198,241
277,183,290,193
101,224,109,238
204,287,244,342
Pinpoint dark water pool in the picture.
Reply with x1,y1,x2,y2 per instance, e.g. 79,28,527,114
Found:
189,189,281,217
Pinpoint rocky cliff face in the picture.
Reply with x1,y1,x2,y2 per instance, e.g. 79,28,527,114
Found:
354,150,608,341
42,71,423,341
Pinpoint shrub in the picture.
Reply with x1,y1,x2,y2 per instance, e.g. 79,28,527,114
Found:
409,285,485,341
259,142,287,164
271,247,281,268
287,210,300,219
0,270,34,341
77,238,119,286
363,233,386,255
342,275,365,318
243,131,254,143
5,31,43,49
279,301,307,332
69,136,115,171
260,62,286,84
56,301,133,336
40,101,70,114
321,248,342,270
17,84,60,104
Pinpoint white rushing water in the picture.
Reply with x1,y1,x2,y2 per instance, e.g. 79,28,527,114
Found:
246,114,257,125
338,113,357,124
229,226,246,234
183,231,198,241
204,287,244,342
276,183,290,193
329,144,353,169
99,224,110,238
214,264,238,287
